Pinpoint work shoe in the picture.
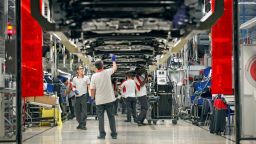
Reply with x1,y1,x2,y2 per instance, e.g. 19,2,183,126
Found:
137,122,147,126
76,125,81,129
137,123,143,126
79,127,87,130
97,136,105,139
112,135,117,139
68,115,75,120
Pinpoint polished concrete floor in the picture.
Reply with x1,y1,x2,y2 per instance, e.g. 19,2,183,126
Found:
19,114,238,144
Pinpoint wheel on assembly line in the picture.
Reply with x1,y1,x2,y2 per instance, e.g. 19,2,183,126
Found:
198,122,204,126
192,121,199,126
7,132,14,138
172,119,177,125
179,113,184,120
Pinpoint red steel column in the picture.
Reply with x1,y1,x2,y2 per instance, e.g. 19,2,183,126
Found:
211,0,233,94
21,0,43,97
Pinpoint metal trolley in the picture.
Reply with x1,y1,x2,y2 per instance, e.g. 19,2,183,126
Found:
149,92,179,125
0,89,16,139
25,101,59,127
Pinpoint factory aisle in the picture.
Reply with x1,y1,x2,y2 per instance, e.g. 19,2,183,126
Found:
21,114,235,144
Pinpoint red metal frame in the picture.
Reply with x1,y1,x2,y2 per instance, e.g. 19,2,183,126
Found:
21,0,43,97
211,0,233,94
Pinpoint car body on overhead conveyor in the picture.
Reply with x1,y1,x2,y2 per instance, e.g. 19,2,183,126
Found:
30,0,224,79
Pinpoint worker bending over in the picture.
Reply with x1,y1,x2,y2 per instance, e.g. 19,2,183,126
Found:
134,67,149,126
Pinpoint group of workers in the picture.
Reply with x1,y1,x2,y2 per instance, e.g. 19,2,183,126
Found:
62,54,151,139
117,68,151,126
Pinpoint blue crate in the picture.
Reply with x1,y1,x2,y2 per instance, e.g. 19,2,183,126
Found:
47,83,54,93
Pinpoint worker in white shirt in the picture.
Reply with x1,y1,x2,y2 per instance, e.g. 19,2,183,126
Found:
119,72,137,122
72,65,90,130
134,67,148,126
90,55,118,139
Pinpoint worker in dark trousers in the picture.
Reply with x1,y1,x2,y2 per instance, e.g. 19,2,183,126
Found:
112,78,118,115
145,74,153,124
120,79,127,114
90,55,118,139
119,72,137,122
134,67,148,126
72,65,90,130
63,78,75,119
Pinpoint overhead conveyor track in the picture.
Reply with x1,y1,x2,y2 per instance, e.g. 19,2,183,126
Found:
149,0,224,72
30,0,224,78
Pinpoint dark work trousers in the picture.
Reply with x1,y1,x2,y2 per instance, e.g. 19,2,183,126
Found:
68,96,75,117
137,95,149,123
121,97,127,114
75,94,87,127
96,102,117,137
126,97,137,122
146,100,152,121
113,99,118,115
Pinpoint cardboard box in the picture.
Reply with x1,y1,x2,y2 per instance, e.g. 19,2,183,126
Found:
26,96,35,102
35,95,58,105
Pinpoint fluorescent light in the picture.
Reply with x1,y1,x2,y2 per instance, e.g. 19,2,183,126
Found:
200,11,213,22
240,17,256,29
238,2,256,5
52,33,61,40
173,39,181,47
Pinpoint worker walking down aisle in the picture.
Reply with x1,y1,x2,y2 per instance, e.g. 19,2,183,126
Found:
90,54,118,139
134,67,149,126
72,66,90,130
119,72,137,123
